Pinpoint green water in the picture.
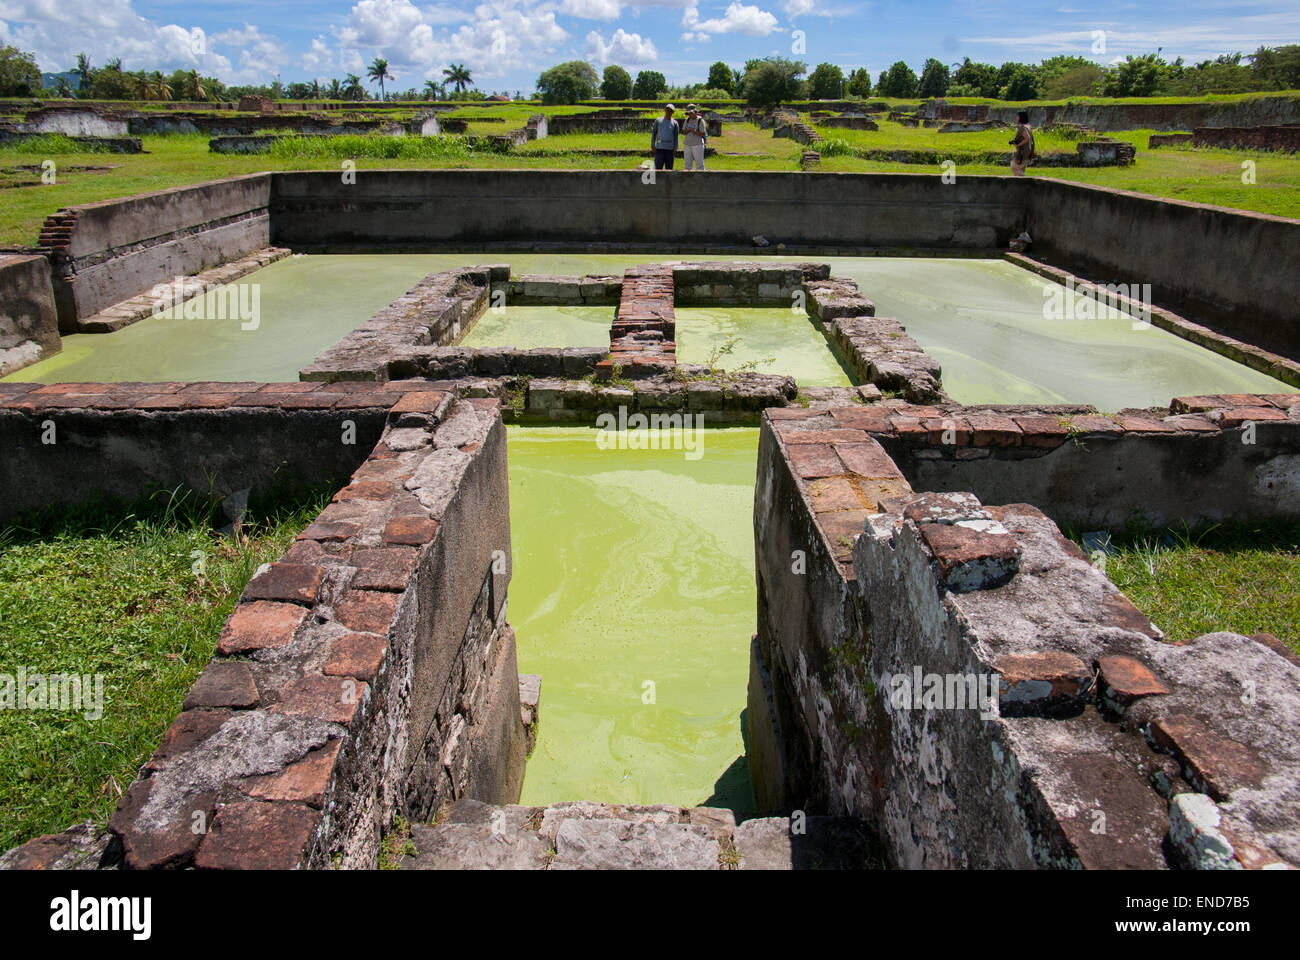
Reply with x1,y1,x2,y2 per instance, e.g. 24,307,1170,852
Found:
823,258,1295,409
677,307,853,387
460,304,612,350
507,425,757,809
6,253,1291,411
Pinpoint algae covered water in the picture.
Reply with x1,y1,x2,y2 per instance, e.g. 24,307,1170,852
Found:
676,307,853,387
506,425,757,810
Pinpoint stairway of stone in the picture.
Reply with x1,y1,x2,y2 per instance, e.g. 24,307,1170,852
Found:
401,798,879,870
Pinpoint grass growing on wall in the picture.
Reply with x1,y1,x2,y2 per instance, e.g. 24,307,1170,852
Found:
0,488,329,852
1076,521,1300,653
266,132,492,160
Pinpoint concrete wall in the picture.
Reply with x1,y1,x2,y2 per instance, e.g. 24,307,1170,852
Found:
41,174,271,330
270,170,1028,250
1026,177,1300,359
0,382,390,524
0,255,60,377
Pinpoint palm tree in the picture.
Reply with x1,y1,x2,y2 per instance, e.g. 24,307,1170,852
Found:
367,57,391,100
56,76,75,98
75,53,93,95
442,63,473,95
424,79,443,100
186,69,206,101
327,78,342,99
344,73,363,100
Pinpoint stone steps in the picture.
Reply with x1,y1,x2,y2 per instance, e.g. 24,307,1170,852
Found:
401,798,878,870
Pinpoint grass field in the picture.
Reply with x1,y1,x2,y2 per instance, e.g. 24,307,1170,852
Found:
1,116,1297,247
1076,521,1300,653
0,489,327,851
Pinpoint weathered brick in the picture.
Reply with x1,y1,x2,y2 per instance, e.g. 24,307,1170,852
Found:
1012,416,1069,448
786,443,845,479
993,651,1092,717
917,519,1021,593
183,662,260,710
194,801,319,870
272,674,368,725
217,601,309,656
1150,714,1269,801
323,632,389,682
349,547,420,592
382,515,438,546
331,479,397,502
241,741,342,808
335,590,399,634
966,413,1022,446
805,477,865,513
111,779,216,869
1218,406,1287,428
240,562,324,605
1096,655,1169,710
834,440,905,479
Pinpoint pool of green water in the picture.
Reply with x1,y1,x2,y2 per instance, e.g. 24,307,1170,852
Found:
676,307,852,387
5,253,1292,410
507,425,757,810
459,304,612,350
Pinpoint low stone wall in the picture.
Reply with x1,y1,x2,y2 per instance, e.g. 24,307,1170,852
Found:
673,261,828,304
818,116,878,131
38,174,272,331
751,406,1300,868
524,371,797,422
1192,125,1300,152
1025,177,1300,361
301,266,497,382
269,170,1027,252
919,96,1300,132
0,383,530,870
0,381,393,525
0,255,60,377
0,129,142,152
504,274,620,304
1149,133,1194,148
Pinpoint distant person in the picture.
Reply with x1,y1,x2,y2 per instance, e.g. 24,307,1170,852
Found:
1009,110,1035,177
682,104,708,171
651,103,680,171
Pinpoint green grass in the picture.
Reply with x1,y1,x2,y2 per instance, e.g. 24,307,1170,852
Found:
1,118,1298,247
0,488,329,851
1076,521,1300,653
267,133,491,160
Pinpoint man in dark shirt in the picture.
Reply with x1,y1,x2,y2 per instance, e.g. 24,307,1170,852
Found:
651,104,680,171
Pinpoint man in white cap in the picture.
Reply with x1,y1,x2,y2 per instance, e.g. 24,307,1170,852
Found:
682,104,708,171
651,103,680,171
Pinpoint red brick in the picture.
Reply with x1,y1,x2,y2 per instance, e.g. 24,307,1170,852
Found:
1066,415,1123,436
323,632,388,682
993,651,1091,716
388,391,450,415
299,520,361,542
889,416,928,440
1170,395,1225,414
111,779,216,869
766,407,820,421
335,590,399,634
255,382,319,394
349,547,419,592
382,515,438,546
1116,416,1179,434
828,407,894,434
786,443,845,479
819,509,870,562
966,413,1022,446
331,479,396,502
923,417,971,446
241,562,324,605
275,393,341,410
1162,415,1220,434
183,662,260,710
834,440,905,479
1013,416,1069,448
805,477,867,513
271,674,368,725
217,601,309,655
1218,406,1287,428
778,428,870,444
242,741,342,808
195,801,319,870
918,522,1021,593
1096,655,1169,707
146,709,233,773
1150,714,1269,801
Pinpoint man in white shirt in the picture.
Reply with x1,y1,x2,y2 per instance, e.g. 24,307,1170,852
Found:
682,104,708,171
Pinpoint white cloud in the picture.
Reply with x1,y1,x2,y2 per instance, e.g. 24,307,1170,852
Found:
784,0,816,16
561,0,623,19
682,2,781,37
585,27,658,64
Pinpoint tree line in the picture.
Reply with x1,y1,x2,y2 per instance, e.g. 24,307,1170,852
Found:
537,46,1300,106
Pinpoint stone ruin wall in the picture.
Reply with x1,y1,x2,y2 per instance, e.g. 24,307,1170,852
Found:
750,396,1300,869
0,381,532,869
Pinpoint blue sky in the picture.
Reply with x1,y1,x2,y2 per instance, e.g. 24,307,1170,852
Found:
3,1,1298,90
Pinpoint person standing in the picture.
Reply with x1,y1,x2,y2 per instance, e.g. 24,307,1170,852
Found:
682,104,708,171
1009,110,1035,177
651,103,680,171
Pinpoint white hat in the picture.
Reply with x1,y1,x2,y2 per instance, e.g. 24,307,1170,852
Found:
664,103,675,111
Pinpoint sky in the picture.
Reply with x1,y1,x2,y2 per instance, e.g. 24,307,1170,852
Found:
3,0,1298,91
